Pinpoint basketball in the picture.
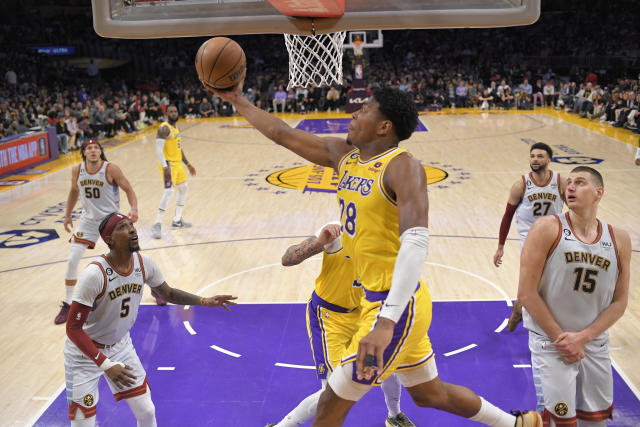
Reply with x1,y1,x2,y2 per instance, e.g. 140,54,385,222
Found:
195,37,246,90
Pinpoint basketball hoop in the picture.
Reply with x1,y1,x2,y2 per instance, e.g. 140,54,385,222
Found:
284,31,346,89
352,40,364,57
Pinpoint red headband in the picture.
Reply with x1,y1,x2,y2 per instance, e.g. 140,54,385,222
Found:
83,140,101,150
100,213,127,242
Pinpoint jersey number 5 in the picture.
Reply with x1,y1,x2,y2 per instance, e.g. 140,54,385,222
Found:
573,267,598,294
339,198,357,237
120,297,131,318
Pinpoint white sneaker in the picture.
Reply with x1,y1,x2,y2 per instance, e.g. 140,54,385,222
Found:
151,222,161,239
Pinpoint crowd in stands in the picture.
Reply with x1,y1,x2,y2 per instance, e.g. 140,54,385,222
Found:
1,0,639,150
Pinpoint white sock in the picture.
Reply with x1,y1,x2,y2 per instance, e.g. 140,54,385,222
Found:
275,382,326,427
70,406,96,427
173,183,188,222
155,209,165,224
65,285,75,305
126,389,156,427
469,397,516,427
381,374,402,417
156,188,174,223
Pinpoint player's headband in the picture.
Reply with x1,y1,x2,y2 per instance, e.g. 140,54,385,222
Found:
100,213,127,242
82,139,101,150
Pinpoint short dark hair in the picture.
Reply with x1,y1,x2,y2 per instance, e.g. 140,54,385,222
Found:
571,166,603,187
530,142,553,158
372,88,418,142
99,212,117,247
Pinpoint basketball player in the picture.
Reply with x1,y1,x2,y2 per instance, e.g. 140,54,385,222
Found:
57,140,138,324
518,166,630,426
493,142,566,332
211,80,540,426
65,212,237,426
151,105,196,240
267,222,415,427
634,144,640,166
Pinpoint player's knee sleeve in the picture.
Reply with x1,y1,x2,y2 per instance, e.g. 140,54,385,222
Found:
176,182,188,205
126,389,156,427
65,243,88,281
158,187,174,211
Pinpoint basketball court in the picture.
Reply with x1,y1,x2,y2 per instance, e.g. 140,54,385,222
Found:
1,0,639,425
1,108,639,426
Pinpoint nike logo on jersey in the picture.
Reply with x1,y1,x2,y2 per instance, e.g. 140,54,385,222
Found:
108,277,117,282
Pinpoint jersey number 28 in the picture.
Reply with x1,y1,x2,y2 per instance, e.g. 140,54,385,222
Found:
339,198,357,237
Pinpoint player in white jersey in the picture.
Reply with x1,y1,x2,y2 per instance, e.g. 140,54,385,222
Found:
65,212,237,426
634,144,640,165
518,166,630,427
56,140,139,325
493,142,566,332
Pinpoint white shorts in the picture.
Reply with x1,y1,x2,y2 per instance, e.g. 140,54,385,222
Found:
71,216,102,249
328,354,438,401
64,333,148,420
529,332,614,424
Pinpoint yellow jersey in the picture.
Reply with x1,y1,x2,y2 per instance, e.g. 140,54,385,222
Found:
315,245,362,311
161,122,182,162
336,147,408,293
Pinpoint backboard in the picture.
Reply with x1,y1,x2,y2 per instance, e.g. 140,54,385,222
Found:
92,0,541,39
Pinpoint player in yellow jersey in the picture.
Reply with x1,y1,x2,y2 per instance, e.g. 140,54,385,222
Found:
212,80,541,427
150,105,196,304
266,222,415,427
151,105,196,241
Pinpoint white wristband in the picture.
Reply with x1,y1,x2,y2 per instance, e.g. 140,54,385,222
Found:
314,221,342,252
100,357,125,371
379,227,430,323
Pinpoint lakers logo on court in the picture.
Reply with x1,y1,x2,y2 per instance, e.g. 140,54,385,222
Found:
265,164,449,194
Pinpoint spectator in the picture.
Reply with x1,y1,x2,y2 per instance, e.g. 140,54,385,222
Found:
455,80,468,108
532,79,544,107
272,85,287,113
543,80,556,107
325,86,341,112
199,97,214,118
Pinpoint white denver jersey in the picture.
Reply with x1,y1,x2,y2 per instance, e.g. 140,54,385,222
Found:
523,213,620,341
516,171,564,246
78,161,120,221
72,252,164,345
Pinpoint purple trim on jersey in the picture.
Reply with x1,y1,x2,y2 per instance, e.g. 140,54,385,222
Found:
363,282,420,303
351,296,416,385
311,291,355,313
307,296,331,379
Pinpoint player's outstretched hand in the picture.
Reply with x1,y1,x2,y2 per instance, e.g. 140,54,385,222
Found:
201,295,238,311
64,216,73,233
493,247,504,267
318,223,341,247
105,364,137,389
355,318,394,381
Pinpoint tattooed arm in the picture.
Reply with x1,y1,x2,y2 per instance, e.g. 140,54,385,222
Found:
151,282,237,310
282,223,342,267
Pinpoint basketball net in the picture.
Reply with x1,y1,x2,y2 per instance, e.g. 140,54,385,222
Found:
284,31,346,89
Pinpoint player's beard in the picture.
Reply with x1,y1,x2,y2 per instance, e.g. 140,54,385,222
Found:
129,241,140,252
530,163,545,173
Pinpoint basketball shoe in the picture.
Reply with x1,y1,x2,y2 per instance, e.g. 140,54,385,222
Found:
171,219,192,229
54,301,70,324
151,222,161,239
386,412,416,427
512,410,542,427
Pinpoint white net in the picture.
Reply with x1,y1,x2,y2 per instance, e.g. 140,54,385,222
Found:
284,31,346,89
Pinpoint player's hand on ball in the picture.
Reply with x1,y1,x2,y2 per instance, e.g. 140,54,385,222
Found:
201,295,238,311
105,364,137,389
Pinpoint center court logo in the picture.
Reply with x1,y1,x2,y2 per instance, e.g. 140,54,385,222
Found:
265,164,449,194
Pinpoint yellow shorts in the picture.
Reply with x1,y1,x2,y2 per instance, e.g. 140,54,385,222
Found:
306,291,361,380
340,281,433,385
158,160,187,187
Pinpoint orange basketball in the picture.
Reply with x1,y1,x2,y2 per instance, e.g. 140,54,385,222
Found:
195,37,246,90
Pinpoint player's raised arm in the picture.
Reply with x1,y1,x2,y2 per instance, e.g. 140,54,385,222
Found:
151,282,237,311
211,81,352,170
